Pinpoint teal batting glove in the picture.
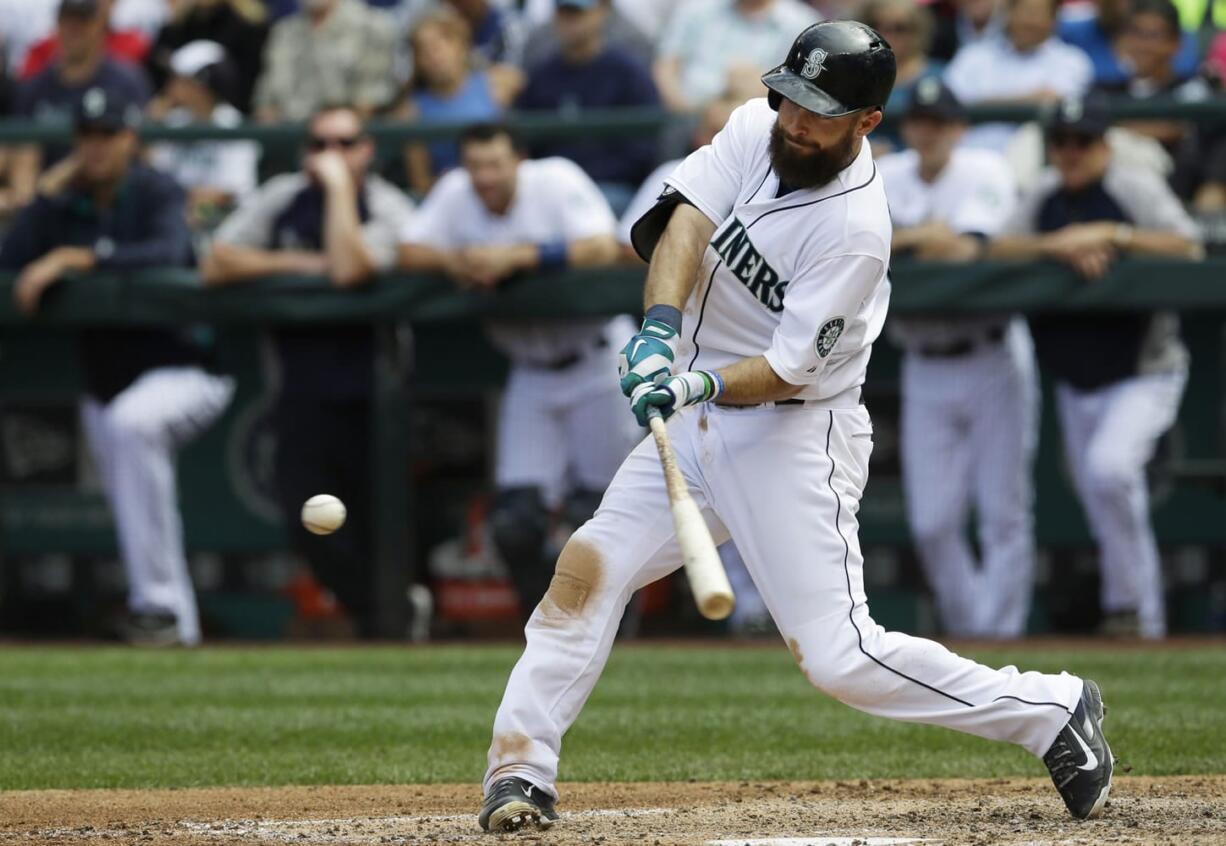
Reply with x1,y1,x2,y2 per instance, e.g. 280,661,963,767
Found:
629,370,724,427
618,317,679,397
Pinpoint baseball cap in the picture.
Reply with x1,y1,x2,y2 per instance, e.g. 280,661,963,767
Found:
74,86,142,132
58,0,100,17
904,77,966,122
1046,95,1111,138
556,0,600,9
169,40,227,79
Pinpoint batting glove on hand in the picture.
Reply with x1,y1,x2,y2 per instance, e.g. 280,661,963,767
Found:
618,317,679,397
629,370,724,427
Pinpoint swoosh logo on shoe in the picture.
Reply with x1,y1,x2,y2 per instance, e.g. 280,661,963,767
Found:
1073,728,1099,772
1083,715,1095,740
523,785,535,798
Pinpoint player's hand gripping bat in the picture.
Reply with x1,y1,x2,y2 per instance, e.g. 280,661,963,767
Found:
646,408,735,620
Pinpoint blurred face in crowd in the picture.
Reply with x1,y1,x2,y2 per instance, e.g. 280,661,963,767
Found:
412,19,470,90
166,75,215,117
58,7,107,66
959,0,999,28
1048,131,1111,190
769,98,880,189
1124,11,1181,79
306,108,374,182
1005,0,1056,52
299,0,339,15
869,0,924,63
901,115,964,173
462,133,520,214
75,126,137,186
1095,0,1132,31
554,2,608,61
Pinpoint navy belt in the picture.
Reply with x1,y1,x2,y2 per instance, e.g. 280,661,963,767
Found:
915,325,1006,359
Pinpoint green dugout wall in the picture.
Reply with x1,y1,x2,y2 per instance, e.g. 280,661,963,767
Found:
2,260,1225,635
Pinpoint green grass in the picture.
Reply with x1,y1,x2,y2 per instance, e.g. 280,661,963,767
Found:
0,644,1222,790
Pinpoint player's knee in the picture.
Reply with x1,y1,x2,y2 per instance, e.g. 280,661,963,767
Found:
908,506,961,549
537,528,609,620
104,402,169,447
1083,447,1140,497
489,487,549,565
785,630,870,704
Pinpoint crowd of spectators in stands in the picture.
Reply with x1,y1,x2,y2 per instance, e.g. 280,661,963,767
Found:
1,0,1222,642
1,0,1224,221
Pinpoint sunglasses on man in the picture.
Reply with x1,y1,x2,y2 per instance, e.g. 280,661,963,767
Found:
307,135,363,152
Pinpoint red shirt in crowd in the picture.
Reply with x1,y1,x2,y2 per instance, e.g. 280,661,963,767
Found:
19,30,151,79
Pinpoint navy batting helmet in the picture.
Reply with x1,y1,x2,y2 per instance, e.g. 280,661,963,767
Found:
762,21,897,117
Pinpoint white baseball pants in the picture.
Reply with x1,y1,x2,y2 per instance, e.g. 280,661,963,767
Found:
81,366,235,646
1055,368,1187,639
901,321,1039,638
495,344,642,506
485,403,1083,799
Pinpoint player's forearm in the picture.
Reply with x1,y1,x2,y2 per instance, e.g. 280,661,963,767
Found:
322,181,377,287
986,235,1047,261
567,234,619,268
714,356,805,405
398,243,455,274
200,243,324,285
1122,228,1204,260
643,204,717,311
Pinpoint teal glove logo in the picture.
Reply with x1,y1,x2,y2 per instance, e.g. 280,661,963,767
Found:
618,318,679,397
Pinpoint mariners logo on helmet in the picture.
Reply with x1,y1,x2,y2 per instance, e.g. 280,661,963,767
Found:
801,48,828,79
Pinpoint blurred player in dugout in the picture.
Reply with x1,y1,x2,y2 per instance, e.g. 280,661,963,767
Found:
877,81,1037,639
399,123,639,620
201,105,415,638
989,95,1204,639
1,87,234,647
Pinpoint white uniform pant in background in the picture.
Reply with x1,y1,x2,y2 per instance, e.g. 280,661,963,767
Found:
1055,369,1187,639
81,367,236,646
495,343,641,505
901,321,1039,637
485,404,1082,798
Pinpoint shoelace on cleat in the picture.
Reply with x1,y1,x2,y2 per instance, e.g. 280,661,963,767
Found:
1044,738,1081,788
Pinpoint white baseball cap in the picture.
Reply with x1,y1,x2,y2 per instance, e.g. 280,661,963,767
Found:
169,40,227,80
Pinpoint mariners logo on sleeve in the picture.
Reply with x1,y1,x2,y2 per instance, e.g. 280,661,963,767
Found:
815,318,845,358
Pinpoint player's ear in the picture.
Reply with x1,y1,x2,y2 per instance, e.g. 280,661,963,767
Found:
857,108,884,138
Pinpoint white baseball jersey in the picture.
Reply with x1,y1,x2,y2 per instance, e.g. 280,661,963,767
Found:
878,146,1017,350
400,157,618,367
660,97,891,404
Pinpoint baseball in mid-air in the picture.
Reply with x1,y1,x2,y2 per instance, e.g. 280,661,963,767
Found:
301,494,346,535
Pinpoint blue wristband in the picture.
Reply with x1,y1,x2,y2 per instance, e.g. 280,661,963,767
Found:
538,241,569,270
644,304,683,333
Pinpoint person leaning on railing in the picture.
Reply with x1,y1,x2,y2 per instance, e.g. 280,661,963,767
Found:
199,104,415,639
987,94,1204,640
0,86,234,647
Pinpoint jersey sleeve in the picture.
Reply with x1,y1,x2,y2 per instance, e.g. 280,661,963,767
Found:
212,175,302,248
663,100,756,226
948,159,1016,237
763,253,885,387
398,171,468,248
1110,168,1202,242
548,159,617,240
618,160,678,246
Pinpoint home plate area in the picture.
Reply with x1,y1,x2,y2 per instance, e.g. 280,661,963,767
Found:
1,776,1222,845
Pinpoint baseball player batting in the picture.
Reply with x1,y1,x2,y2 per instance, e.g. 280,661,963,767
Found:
479,22,1113,833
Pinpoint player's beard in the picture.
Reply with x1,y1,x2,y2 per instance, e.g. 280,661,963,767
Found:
768,122,859,190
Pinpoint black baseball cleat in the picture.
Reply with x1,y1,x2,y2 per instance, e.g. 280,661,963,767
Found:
478,777,559,832
1043,679,1113,819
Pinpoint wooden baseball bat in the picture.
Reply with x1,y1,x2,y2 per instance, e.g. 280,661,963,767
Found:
646,408,735,621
